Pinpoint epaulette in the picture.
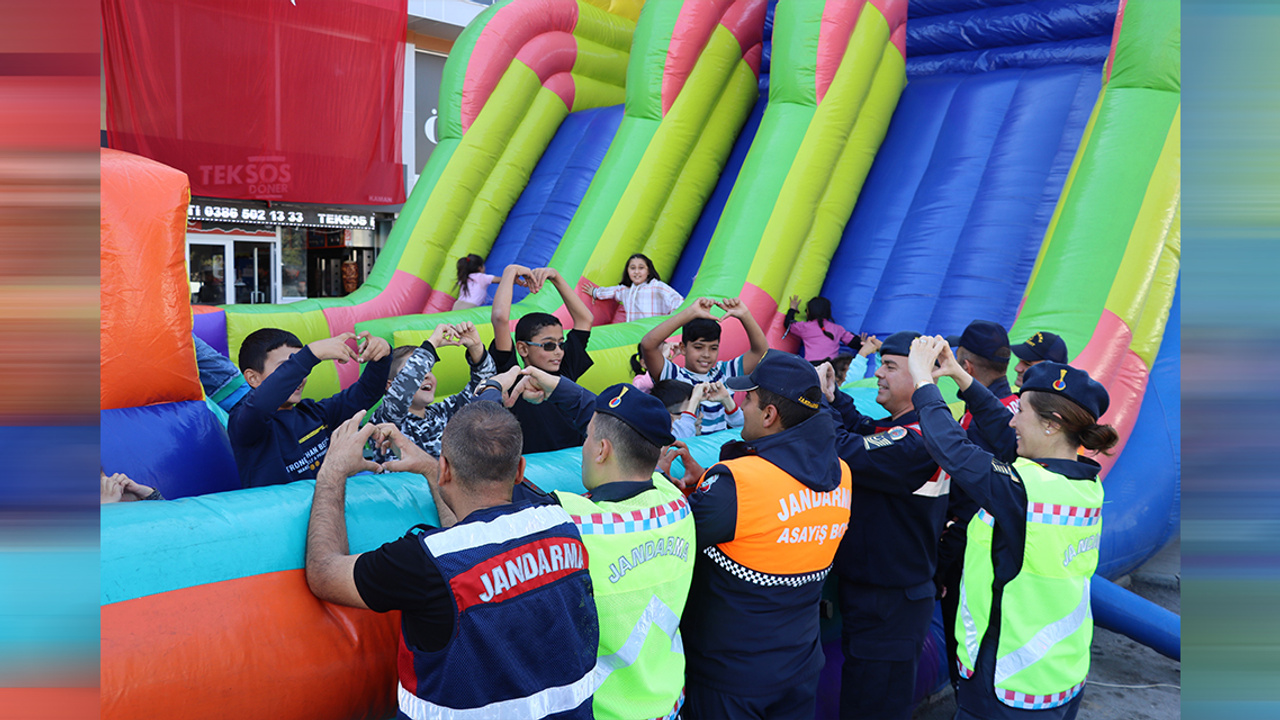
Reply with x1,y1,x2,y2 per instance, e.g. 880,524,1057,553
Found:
992,461,1018,482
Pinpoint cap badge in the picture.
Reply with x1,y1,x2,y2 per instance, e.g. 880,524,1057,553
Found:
608,386,628,408
1052,369,1067,391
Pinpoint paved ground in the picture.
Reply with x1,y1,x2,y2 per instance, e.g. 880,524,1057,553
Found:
913,536,1182,720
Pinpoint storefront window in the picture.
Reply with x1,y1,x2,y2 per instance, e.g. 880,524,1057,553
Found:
280,227,309,300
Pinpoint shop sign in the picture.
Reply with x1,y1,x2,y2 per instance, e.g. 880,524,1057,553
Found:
187,199,375,230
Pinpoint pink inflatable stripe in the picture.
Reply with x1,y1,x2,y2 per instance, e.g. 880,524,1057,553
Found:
1103,0,1127,86
462,0,580,132
662,0,765,116
421,287,458,315
739,282,792,358
1069,309,1149,478
323,271,432,388
816,0,866,105
516,31,578,110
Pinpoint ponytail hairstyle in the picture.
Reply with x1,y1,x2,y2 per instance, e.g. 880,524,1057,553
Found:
621,253,660,287
1023,391,1120,455
630,343,646,376
806,296,835,341
454,253,485,292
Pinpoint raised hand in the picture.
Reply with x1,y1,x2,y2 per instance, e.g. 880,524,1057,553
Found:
907,335,946,385
702,381,732,404
789,294,801,311
506,264,540,293
319,410,383,479
816,361,837,402
453,321,482,349
578,277,598,299
377,424,439,479
355,331,391,363
658,441,704,493
716,297,750,320
310,332,360,364
858,333,882,357
429,324,463,349
686,382,708,412
689,297,719,321
530,267,559,294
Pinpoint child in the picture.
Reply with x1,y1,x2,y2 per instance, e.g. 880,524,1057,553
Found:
811,334,881,386
651,379,699,438
451,253,498,310
369,321,496,458
580,253,684,321
639,296,769,434
229,328,391,488
630,339,680,392
490,263,596,453
785,295,859,361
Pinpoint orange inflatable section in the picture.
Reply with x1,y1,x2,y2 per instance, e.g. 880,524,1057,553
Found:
100,147,202,410
101,569,400,720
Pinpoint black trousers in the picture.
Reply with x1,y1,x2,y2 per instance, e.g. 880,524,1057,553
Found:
838,579,936,719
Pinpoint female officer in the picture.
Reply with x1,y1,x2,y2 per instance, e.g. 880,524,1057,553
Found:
904,335,1117,720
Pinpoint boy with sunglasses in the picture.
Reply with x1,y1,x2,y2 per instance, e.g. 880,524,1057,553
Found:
489,263,595,452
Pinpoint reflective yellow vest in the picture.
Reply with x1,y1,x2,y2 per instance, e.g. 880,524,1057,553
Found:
556,474,696,720
956,458,1102,710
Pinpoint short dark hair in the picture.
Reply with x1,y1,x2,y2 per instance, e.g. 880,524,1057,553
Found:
593,413,662,476
514,312,562,343
957,346,1010,381
390,345,418,377
621,253,659,287
811,355,854,377
239,328,303,373
681,318,720,345
440,403,523,488
755,387,819,430
650,379,694,413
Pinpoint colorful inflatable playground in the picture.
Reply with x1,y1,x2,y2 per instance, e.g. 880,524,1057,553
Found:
101,0,1179,718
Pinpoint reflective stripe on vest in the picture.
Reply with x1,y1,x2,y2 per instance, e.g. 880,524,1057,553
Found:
703,545,833,588
956,458,1102,709
397,668,596,720
593,594,683,686
424,504,573,557
715,455,852,575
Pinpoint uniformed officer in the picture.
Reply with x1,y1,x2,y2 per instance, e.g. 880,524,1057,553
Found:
821,331,947,719
676,351,852,719
1011,331,1069,387
304,405,599,719
939,320,1021,695
500,368,697,720
908,336,1116,720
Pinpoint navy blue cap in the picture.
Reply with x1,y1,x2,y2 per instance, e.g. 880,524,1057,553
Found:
957,320,1011,362
879,331,922,358
1012,331,1069,364
723,350,821,409
1019,362,1109,420
595,384,675,447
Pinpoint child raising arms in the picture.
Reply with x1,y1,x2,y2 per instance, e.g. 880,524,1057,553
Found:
580,253,684,321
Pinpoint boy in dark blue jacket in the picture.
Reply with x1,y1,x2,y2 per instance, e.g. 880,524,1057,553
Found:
230,328,391,488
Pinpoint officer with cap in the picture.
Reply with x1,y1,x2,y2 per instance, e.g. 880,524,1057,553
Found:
497,367,697,720
908,336,1117,719
671,350,851,718
820,330,947,720
939,321,1022,695
1012,331,1069,387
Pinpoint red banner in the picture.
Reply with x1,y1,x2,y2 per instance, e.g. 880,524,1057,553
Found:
103,0,406,205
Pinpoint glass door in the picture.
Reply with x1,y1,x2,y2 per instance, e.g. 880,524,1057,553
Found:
188,238,233,305
232,240,279,304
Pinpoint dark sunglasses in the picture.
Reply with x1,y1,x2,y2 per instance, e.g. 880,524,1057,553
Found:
529,339,567,352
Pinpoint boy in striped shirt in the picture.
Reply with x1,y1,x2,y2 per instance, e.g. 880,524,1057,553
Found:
639,297,769,434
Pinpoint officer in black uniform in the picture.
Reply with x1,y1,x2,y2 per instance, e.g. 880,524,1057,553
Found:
1011,330,1069,387
822,331,948,720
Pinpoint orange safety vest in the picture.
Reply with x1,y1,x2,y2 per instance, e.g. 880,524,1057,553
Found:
715,456,853,577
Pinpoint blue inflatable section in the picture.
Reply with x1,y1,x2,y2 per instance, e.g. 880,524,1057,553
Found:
192,309,229,357
822,56,1104,339
481,105,625,306
671,0,774,296
1098,279,1181,578
101,400,240,499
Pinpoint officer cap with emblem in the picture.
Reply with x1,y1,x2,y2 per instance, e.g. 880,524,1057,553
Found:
878,330,923,358
723,350,821,409
953,319,1011,362
595,383,676,447
1018,362,1109,420
1012,331,1069,364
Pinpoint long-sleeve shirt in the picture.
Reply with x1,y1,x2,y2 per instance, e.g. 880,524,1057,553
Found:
228,346,390,488
369,343,496,457
591,279,684,321
783,311,856,361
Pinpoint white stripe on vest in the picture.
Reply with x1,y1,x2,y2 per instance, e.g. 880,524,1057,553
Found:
423,505,573,557
397,665,595,720
994,578,1093,686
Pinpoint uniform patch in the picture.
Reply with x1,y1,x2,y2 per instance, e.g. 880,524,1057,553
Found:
697,474,718,493
888,426,908,441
